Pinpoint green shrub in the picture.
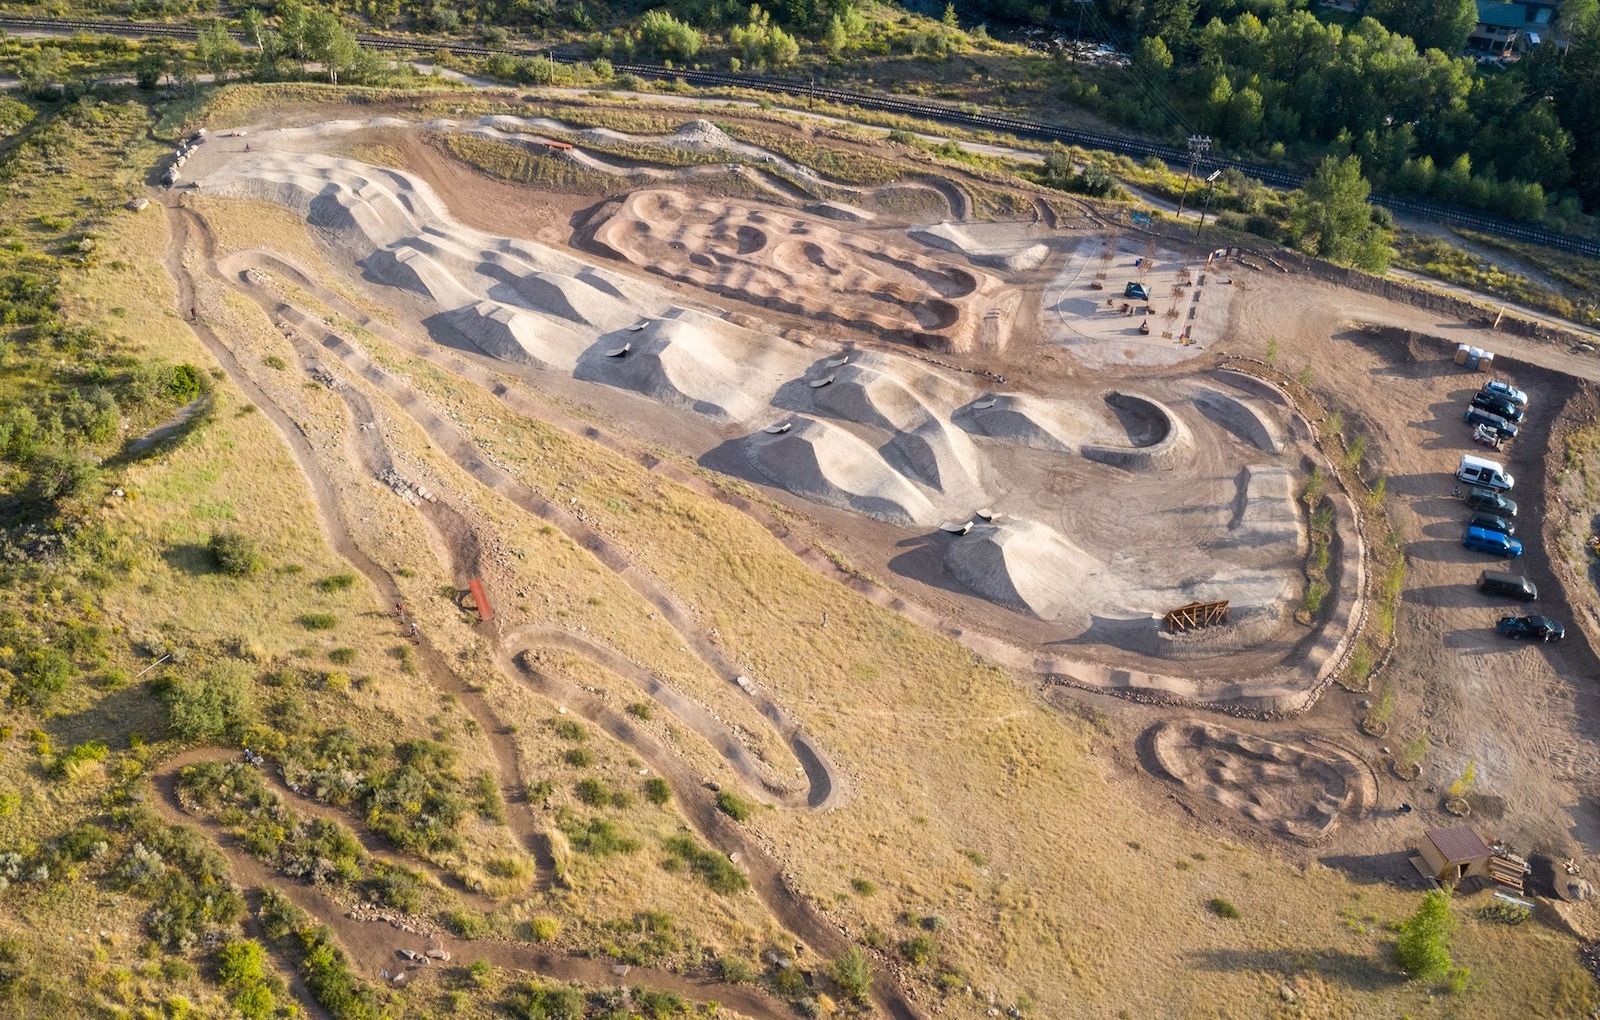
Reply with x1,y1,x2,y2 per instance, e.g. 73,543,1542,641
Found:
630,986,687,1018
529,915,560,942
232,982,276,1020
50,739,109,779
1303,579,1329,614
553,718,586,741
643,777,671,805
327,647,357,665
158,662,255,742
444,909,489,939
662,834,748,894
715,790,752,822
473,771,506,824
718,955,754,982
299,613,337,631
851,877,877,895
1477,900,1529,925
12,647,73,708
900,934,938,965
208,530,263,576
216,940,267,989
168,364,203,403
575,778,611,806
316,573,356,592
1396,889,1455,981
565,747,595,768
830,947,872,1002
563,816,639,856
507,981,584,1020
626,701,652,721
1208,897,1240,919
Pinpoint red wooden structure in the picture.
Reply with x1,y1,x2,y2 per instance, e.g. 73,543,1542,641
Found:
467,577,494,622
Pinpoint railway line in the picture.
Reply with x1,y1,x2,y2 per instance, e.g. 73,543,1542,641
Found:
4,13,1598,258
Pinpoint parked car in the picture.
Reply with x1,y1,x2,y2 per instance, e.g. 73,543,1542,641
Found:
1467,512,1514,536
1463,525,1523,557
1461,485,1518,517
1471,391,1526,423
1496,615,1565,641
1464,407,1518,439
1479,570,1538,600
1482,380,1528,406
1457,454,1514,491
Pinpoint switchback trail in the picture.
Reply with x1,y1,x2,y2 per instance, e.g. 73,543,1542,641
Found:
151,750,791,1018
168,206,923,1019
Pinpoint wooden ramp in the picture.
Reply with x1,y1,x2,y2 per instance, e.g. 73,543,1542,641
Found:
1164,599,1229,633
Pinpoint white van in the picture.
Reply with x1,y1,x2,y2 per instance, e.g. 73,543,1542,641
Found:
1458,454,1514,491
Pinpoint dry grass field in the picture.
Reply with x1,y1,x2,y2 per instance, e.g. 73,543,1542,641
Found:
2,81,1599,1020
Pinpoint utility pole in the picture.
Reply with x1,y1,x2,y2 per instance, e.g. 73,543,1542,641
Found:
1075,0,1094,46
1194,168,1223,239
1175,134,1210,219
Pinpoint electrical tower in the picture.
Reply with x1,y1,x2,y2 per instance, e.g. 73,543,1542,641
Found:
1175,135,1211,219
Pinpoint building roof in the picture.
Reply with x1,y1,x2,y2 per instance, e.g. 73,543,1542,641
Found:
1426,825,1493,863
1477,2,1530,29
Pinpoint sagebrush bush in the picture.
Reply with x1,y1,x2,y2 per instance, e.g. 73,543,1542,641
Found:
208,530,263,576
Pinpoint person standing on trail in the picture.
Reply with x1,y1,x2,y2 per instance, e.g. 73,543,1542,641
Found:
190,306,197,321
409,621,419,639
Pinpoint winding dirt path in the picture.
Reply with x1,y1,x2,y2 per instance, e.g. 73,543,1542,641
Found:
151,749,789,1018
217,247,842,814
166,206,924,1019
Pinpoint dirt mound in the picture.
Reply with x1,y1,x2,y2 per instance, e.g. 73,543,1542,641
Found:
1225,465,1306,557
587,189,1016,353
953,393,1113,453
805,201,875,222
669,118,739,151
744,416,940,526
575,309,806,424
794,356,980,495
1144,720,1374,843
1188,384,1286,454
910,221,1050,272
944,518,1106,622
439,301,589,370
1081,392,1193,470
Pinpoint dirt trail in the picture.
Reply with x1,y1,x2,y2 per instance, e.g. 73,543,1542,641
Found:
218,247,843,812
170,209,923,1019
166,201,560,888
169,745,495,908
151,750,789,1017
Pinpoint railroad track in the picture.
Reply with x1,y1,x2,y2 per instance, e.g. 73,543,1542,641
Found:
5,13,1598,259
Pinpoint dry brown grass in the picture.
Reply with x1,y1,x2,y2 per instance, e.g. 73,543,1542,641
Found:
119,106,1600,1017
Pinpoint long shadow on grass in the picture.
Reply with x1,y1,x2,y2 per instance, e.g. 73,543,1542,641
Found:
161,542,215,576
1188,946,1403,991
1318,850,1430,889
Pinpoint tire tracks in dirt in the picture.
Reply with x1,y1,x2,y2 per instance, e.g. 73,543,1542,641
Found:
170,207,924,1019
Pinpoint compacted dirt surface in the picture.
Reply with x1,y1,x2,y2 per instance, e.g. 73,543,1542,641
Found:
154,96,1600,1013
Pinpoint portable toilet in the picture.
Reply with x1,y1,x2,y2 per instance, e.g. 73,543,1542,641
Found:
1479,351,1495,373
1455,343,1470,365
